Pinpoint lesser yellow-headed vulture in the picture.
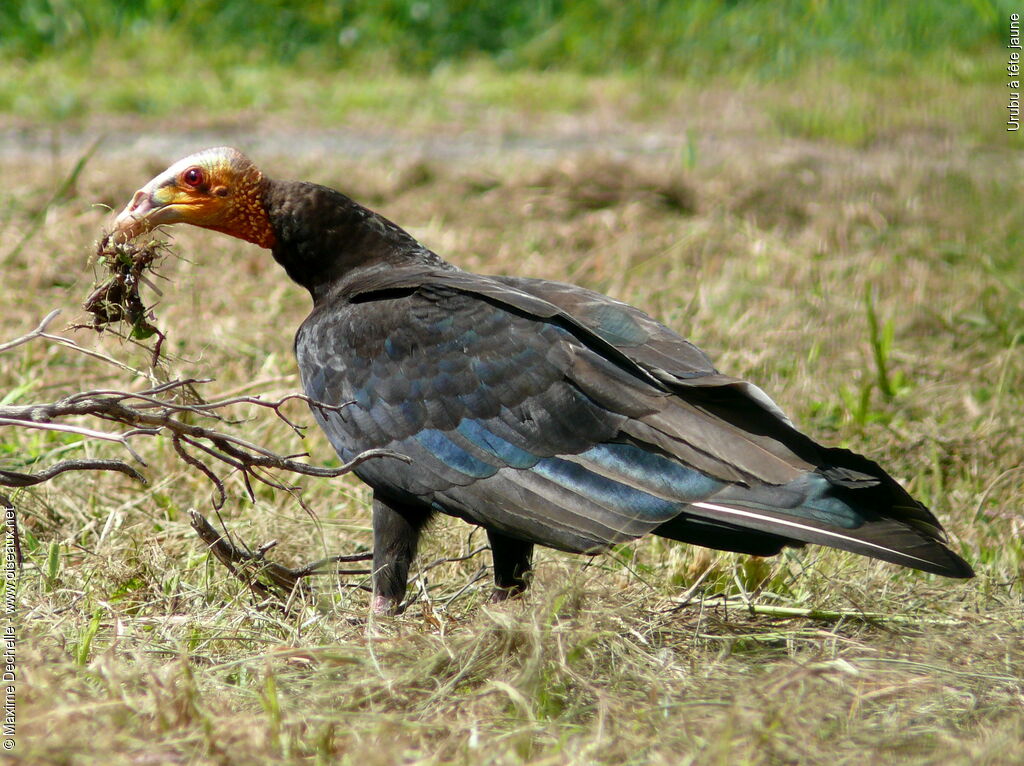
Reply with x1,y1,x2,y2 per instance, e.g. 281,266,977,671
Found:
113,147,973,614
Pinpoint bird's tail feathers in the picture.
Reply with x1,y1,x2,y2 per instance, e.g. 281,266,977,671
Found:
683,497,973,578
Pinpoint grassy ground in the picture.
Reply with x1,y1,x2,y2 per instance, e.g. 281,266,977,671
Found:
2,63,1023,765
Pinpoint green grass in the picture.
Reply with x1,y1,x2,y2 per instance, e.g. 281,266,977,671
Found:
0,0,1011,130
0,0,1010,74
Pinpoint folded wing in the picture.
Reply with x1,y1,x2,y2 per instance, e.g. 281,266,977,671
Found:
295,268,972,578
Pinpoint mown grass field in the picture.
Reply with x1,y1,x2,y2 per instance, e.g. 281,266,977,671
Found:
2,3,1023,764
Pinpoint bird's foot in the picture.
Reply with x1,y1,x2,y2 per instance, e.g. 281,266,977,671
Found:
371,593,402,616
488,586,525,604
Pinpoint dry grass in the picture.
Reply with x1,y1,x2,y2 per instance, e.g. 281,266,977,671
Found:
2,99,1023,765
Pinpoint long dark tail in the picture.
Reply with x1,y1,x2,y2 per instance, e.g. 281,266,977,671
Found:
656,448,973,578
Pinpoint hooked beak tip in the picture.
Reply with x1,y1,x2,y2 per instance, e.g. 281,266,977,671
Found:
112,188,155,241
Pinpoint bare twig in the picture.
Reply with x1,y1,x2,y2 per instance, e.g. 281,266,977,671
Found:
6,308,153,378
0,417,154,464
0,309,63,354
189,510,373,603
0,313,408,503
0,459,145,488
419,546,489,574
0,367,407,500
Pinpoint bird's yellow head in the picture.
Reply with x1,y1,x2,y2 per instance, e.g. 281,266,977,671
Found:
113,146,275,248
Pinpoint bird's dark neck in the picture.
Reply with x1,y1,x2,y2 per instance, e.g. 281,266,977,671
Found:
263,179,450,304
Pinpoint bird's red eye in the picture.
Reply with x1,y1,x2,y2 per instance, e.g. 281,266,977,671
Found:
182,167,204,188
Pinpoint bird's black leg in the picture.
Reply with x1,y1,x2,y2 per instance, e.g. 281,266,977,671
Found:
371,495,427,615
487,529,533,603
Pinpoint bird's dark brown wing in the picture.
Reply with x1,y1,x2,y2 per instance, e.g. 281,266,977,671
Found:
299,277,669,551
295,267,972,576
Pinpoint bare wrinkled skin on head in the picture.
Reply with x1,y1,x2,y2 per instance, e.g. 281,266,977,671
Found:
113,146,275,248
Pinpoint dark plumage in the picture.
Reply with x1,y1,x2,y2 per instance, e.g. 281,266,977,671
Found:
114,147,973,614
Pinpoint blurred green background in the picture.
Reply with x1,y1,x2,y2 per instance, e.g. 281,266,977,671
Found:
0,0,1011,122
1,0,1008,72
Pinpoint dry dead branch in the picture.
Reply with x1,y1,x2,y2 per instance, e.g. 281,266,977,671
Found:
189,509,373,602
0,309,407,502
0,308,408,595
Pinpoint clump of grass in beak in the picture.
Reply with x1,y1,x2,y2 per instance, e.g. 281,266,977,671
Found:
83,232,176,358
